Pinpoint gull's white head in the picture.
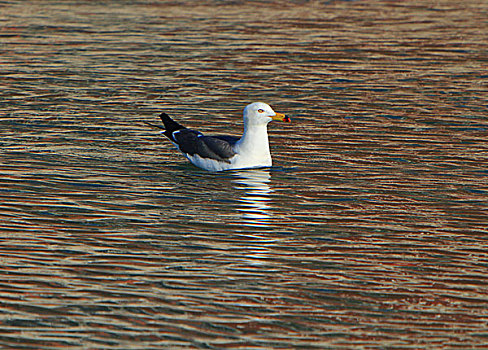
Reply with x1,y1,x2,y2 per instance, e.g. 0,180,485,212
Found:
243,102,290,126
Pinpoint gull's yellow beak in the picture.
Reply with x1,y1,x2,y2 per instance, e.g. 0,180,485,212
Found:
271,112,291,122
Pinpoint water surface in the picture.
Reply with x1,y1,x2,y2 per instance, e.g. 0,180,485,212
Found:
1,0,488,348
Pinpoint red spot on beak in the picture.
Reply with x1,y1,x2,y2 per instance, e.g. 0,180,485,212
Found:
284,115,291,123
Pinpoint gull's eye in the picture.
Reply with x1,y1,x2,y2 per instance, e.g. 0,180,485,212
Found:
258,109,264,113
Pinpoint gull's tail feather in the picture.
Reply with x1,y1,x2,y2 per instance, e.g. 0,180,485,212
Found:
159,112,186,142
159,113,185,133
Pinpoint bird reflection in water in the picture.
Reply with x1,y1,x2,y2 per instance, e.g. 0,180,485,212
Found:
231,169,273,227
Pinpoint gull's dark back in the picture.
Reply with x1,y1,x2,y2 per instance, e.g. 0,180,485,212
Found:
158,112,238,162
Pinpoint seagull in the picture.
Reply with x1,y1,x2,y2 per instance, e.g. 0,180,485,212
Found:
153,102,290,172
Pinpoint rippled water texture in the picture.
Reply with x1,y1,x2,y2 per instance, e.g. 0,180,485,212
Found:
1,0,488,348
